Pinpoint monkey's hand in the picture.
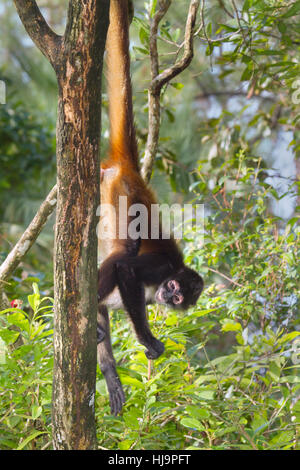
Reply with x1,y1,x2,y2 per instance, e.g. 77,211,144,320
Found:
143,336,165,360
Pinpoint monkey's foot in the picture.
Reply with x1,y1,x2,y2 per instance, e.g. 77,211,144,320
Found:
144,338,165,360
105,369,126,416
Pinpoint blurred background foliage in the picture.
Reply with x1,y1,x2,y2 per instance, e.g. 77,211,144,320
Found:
0,0,299,450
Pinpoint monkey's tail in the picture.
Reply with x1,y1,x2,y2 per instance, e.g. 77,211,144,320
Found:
105,0,139,172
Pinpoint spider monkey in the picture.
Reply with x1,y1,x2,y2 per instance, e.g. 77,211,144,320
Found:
97,0,204,415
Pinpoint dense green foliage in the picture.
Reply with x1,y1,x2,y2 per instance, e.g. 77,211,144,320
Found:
0,285,53,449
0,104,55,215
0,0,299,451
0,174,299,449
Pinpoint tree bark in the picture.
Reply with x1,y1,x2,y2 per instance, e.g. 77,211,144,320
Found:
52,1,109,450
14,0,110,450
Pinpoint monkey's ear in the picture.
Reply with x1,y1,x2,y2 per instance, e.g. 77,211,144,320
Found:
191,277,204,304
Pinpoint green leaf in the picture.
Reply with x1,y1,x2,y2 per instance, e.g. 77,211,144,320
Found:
6,311,29,332
196,389,215,400
150,0,157,17
269,431,294,447
186,405,210,420
139,27,149,45
281,1,300,18
119,375,144,389
165,314,178,326
165,109,175,123
133,46,149,55
255,49,285,56
221,319,242,332
123,410,140,430
170,82,184,90
278,331,300,345
28,292,40,312
180,417,205,431
31,405,43,420
277,22,287,33
287,217,299,228
218,24,238,33
241,67,252,81
242,0,250,12
280,375,300,384
17,431,47,450
118,439,134,450
0,329,20,345
268,361,281,382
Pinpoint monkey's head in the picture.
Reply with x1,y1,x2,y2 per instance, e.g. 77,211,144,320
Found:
155,267,203,310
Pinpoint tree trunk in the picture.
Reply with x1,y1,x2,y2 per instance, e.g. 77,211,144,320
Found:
13,0,109,449
51,1,109,450
11,0,201,448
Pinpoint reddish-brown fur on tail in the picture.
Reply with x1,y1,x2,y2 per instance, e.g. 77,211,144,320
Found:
103,0,139,172
100,0,180,258
101,0,199,262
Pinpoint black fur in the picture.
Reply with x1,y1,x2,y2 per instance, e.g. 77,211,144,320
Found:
97,250,203,415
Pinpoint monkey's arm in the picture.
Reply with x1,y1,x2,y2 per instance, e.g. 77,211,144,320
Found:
115,262,163,359
114,253,174,358
98,252,173,357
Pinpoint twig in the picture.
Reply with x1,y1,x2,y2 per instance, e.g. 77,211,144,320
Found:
141,0,200,182
238,424,258,450
0,184,57,310
13,0,62,65
150,0,200,94
141,0,171,183
200,0,212,66
147,359,152,380
217,0,234,19
0,185,57,283
207,267,243,288
0,291,10,311
231,0,247,43
195,89,274,101
198,29,243,43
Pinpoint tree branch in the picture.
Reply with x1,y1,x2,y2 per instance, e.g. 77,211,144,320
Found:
0,185,57,284
141,0,200,182
141,0,171,182
195,89,275,102
13,0,62,65
207,267,243,288
150,0,200,94
0,291,10,311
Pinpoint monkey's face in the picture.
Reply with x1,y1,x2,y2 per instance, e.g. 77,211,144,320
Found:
155,268,204,310
155,279,184,308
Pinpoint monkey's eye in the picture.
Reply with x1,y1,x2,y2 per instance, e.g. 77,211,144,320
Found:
168,280,178,291
173,294,183,305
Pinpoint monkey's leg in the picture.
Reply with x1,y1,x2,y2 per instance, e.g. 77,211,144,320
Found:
115,261,165,359
98,244,141,303
97,305,125,415
98,253,121,302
